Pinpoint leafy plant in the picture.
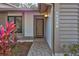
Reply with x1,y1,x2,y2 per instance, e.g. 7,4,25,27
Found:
0,21,16,55
64,53,68,56
12,3,37,9
12,46,20,56
63,44,79,56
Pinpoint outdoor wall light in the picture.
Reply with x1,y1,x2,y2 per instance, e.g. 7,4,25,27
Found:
44,14,48,18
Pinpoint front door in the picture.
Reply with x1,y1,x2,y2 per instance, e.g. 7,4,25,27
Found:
35,18,44,38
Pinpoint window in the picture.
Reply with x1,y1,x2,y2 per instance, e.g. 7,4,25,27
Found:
8,16,22,33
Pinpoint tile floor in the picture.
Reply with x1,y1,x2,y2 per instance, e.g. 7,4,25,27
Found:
27,38,52,56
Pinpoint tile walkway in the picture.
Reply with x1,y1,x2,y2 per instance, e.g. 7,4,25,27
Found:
27,38,52,56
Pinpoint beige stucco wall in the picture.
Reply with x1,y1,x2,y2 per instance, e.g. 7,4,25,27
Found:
0,11,47,38
0,12,8,28
8,12,23,16
24,12,40,37
0,11,41,37
0,12,24,34
8,11,46,37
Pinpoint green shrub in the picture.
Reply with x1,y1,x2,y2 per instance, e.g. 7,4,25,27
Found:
63,44,79,56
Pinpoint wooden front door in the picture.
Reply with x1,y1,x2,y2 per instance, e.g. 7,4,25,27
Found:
35,18,44,38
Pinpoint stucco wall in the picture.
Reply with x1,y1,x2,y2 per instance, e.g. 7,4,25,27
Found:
8,12,42,37
0,12,8,28
0,11,46,38
46,5,53,49
0,11,40,37
24,12,40,37
8,12,23,16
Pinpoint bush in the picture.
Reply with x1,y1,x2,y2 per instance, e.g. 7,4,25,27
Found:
63,44,79,56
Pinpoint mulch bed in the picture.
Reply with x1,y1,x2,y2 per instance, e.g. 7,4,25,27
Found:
0,42,32,56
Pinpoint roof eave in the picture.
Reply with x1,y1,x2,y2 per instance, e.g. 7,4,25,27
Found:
0,8,39,12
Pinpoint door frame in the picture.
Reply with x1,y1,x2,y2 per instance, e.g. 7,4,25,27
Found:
34,15,45,38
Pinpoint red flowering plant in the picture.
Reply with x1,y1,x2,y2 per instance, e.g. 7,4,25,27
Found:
0,21,16,55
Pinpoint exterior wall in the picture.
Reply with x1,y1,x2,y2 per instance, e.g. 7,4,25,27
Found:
0,11,41,37
0,11,46,39
54,4,61,53
8,12,24,36
46,5,53,49
0,12,8,28
8,12,23,16
54,3,79,54
24,12,40,37
8,12,42,37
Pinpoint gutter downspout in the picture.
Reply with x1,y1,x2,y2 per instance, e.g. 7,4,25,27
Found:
53,3,55,56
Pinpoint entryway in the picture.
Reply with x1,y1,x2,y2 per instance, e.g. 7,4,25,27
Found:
28,38,52,56
34,15,45,38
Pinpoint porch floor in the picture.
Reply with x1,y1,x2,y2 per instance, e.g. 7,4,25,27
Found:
27,38,52,56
